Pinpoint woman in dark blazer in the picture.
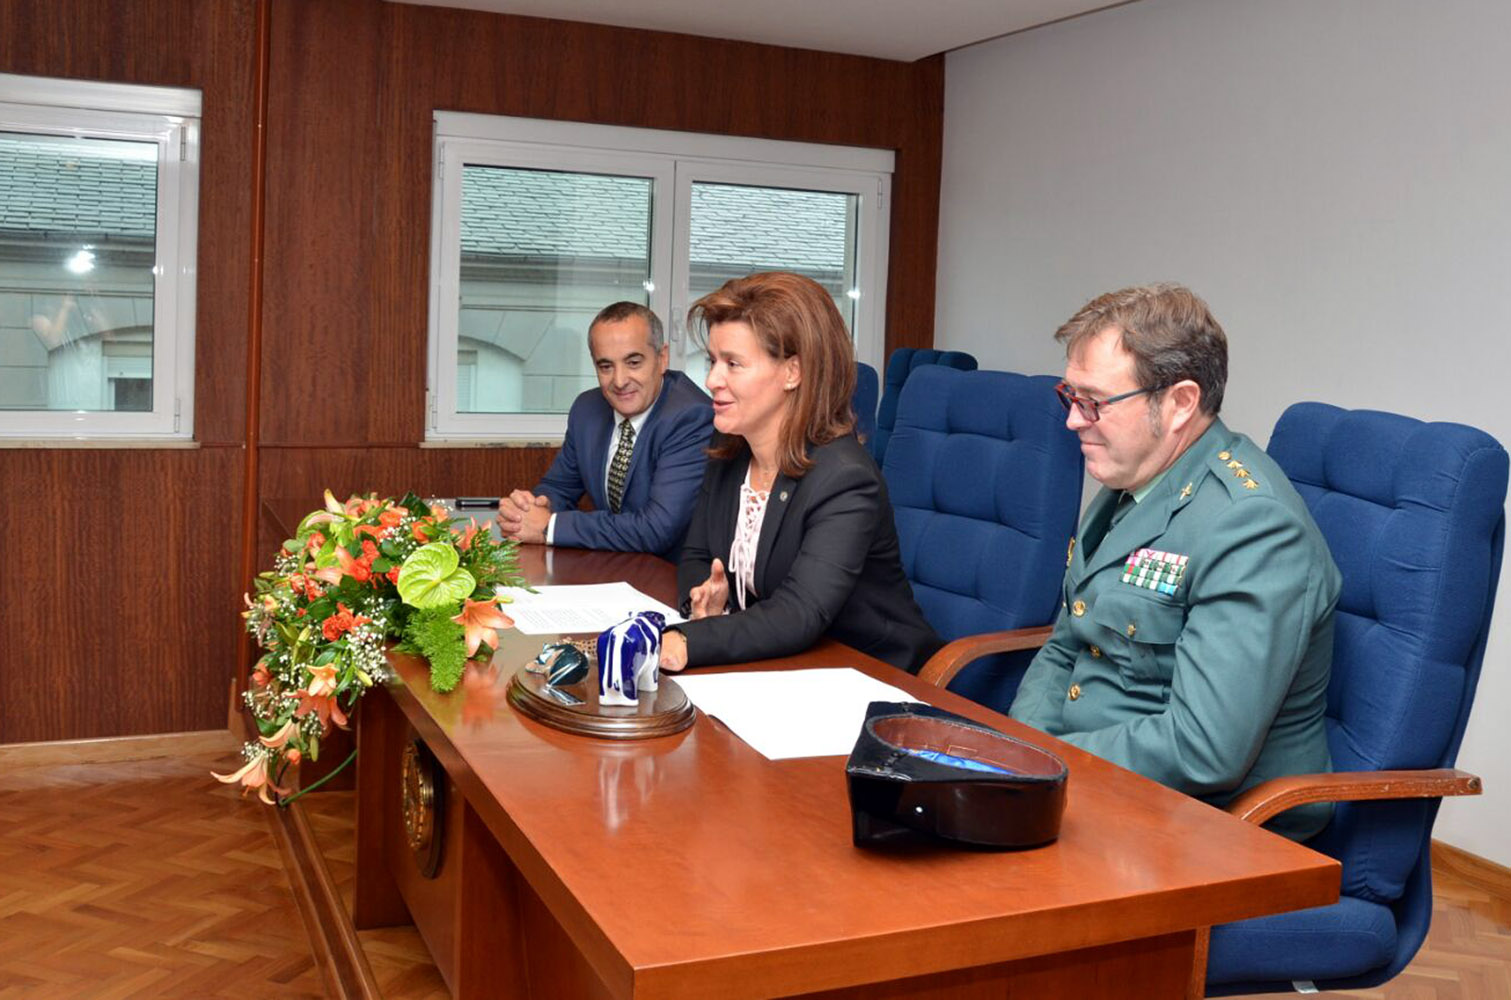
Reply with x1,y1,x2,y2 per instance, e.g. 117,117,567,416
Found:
658,272,941,675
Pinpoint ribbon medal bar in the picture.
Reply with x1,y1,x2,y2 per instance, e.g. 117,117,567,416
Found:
1121,548,1188,596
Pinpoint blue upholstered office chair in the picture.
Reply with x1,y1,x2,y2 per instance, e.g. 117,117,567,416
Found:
870,348,978,465
884,366,1082,707
854,361,879,449
1204,403,1507,995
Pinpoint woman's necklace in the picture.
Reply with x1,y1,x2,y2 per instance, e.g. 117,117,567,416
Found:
748,460,777,494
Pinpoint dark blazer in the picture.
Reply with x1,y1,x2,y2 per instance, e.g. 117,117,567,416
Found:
675,434,942,674
536,370,713,558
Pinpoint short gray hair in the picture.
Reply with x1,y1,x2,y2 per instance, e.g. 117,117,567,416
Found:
588,301,664,353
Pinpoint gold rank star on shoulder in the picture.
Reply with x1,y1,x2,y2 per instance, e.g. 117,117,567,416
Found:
1217,449,1260,489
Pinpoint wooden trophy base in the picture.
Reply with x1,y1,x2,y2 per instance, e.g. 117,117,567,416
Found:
506,665,696,740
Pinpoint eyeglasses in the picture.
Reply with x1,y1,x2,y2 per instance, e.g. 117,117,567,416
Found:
1055,381,1164,423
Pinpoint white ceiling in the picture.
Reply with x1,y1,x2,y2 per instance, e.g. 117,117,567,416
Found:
389,0,1137,62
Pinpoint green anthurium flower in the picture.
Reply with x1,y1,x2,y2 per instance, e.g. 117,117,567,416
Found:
398,542,478,608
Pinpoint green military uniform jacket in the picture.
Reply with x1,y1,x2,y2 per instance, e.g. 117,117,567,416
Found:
1009,419,1341,840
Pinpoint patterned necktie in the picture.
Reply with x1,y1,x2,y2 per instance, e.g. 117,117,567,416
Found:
606,419,635,514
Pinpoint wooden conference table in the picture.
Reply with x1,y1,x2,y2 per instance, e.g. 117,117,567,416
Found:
348,543,1338,1000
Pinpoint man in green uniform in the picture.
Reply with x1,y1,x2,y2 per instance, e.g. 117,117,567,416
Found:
1009,284,1339,840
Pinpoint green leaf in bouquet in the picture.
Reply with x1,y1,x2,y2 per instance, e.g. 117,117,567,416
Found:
398,542,477,608
256,714,288,738
313,542,340,570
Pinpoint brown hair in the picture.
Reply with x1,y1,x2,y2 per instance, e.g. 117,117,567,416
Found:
1055,283,1228,415
689,272,856,477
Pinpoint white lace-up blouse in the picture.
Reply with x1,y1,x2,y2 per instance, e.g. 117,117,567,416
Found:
726,466,772,611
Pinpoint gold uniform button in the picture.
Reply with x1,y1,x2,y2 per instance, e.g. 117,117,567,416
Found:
1068,683,1082,701
1089,645,1102,658
1071,600,1086,617
1126,622,1137,638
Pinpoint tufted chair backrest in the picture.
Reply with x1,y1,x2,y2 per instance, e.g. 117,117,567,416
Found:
871,348,978,465
854,361,879,449
1267,403,1506,910
885,367,1082,705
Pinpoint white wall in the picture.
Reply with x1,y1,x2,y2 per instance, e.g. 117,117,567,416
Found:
937,0,1511,866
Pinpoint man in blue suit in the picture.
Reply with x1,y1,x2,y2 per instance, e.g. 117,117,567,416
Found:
496,302,713,559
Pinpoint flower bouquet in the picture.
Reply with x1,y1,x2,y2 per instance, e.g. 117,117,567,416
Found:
215,491,526,805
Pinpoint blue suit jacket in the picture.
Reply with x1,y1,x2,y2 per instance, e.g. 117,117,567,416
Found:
536,370,713,558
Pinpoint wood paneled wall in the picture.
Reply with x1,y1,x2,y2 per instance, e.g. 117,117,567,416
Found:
0,0,255,743
0,0,944,744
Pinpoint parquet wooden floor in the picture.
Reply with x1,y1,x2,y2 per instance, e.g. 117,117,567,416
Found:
0,743,1506,999
297,793,447,1000
0,747,327,999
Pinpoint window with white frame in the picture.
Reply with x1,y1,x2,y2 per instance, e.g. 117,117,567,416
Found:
427,113,892,440
0,73,200,440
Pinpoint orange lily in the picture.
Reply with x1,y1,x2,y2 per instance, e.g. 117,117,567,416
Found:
302,489,344,527
325,545,371,584
297,693,348,729
306,664,339,698
458,519,479,551
452,597,515,658
258,719,299,750
212,754,291,805
294,663,349,729
311,558,344,586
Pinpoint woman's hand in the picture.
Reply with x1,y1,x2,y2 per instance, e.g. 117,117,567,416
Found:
660,630,688,673
688,558,729,619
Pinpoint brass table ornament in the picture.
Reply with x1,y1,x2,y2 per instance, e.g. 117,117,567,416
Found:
508,641,695,740
526,640,592,686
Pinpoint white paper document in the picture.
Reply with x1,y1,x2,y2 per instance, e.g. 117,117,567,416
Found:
497,582,686,635
673,668,919,760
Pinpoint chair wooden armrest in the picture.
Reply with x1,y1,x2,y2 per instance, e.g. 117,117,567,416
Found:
1225,768,1483,827
917,625,1055,688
